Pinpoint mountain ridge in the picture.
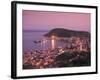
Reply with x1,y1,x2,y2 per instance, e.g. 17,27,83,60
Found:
44,28,90,37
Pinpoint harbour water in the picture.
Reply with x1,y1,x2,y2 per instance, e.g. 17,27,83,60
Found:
23,30,46,52
23,30,64,52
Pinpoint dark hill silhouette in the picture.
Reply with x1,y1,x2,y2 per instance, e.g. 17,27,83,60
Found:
44,28,90,37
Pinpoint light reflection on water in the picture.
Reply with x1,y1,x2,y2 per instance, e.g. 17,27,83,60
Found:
23,31,64,52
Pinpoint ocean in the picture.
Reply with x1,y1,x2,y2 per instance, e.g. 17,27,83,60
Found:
23,30,47,52
23,30,66,52
23,30,65,53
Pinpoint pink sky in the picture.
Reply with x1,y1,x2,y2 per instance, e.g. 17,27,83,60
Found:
23,10,91,32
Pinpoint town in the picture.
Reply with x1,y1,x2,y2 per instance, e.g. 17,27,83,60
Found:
23,35,90,69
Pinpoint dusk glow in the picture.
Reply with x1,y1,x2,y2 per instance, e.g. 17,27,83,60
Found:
23,10,91,69
23,10,91,32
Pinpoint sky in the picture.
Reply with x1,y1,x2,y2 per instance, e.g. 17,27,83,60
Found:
23,10,91,32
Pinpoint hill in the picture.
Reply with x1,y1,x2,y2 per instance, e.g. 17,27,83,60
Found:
44,28,90,37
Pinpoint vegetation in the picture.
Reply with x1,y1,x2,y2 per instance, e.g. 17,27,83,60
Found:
44,28,90,37
55,51,91,67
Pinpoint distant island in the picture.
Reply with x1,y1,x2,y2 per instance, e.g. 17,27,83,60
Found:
44,28,90,37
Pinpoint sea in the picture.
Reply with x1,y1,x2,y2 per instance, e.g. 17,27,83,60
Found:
23,30,66,53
